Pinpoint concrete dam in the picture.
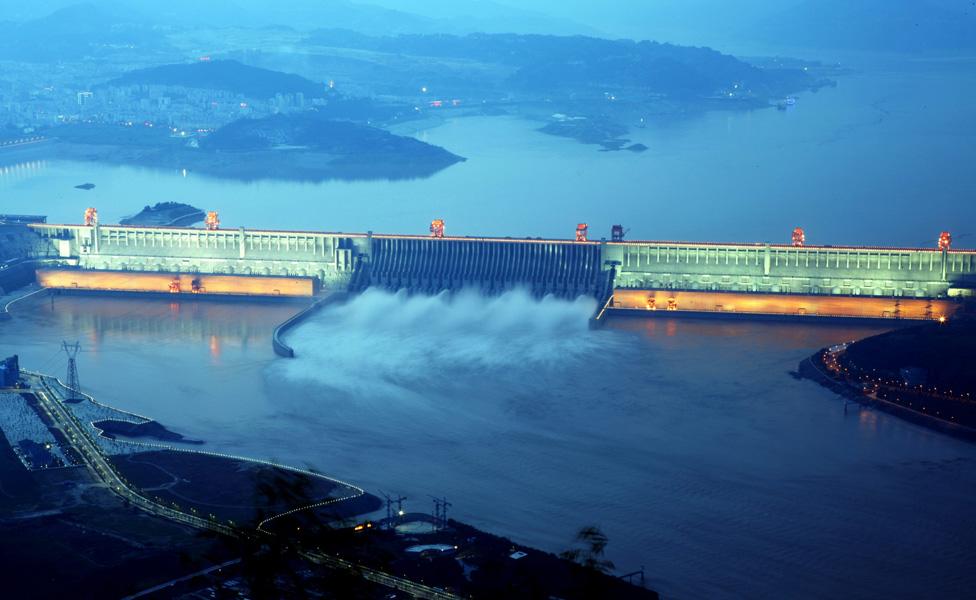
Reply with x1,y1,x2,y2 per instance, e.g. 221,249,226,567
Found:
22,221,976,323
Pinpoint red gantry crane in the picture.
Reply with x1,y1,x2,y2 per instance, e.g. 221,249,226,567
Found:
83,207,98,226
576,223,588,242
792,227,805,247
938,231,952,251
430,219,445,238
205,211,220,230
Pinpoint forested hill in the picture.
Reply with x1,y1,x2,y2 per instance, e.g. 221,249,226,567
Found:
305,30,816,97
202,113,462,163
106,60,325,99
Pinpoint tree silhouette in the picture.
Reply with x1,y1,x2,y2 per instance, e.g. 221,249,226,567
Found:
560,525,615,575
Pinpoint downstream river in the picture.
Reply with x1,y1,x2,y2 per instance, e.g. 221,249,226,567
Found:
2,292,976,599
2,58,976,599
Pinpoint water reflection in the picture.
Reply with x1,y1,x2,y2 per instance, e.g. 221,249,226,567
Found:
610,315,889,350
35,294,303,350
0,159,47,183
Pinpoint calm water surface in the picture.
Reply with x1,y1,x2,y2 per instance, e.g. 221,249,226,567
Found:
2,293,974,599
2,61,975,246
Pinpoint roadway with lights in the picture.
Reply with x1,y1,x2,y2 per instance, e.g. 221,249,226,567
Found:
21,371,459,600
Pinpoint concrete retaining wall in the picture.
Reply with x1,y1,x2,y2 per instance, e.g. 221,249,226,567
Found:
272,292,350,358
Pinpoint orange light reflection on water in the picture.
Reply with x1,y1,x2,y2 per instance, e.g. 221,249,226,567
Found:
209,334,221,362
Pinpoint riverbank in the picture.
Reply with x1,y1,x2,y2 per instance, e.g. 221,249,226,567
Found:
33,138,464,183
2,367,660,599
797,319,976,441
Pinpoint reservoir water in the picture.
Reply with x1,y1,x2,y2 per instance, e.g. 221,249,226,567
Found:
3,58,976,598
2,58,975,246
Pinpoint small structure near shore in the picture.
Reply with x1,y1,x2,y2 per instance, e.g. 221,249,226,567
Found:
120,202,205,227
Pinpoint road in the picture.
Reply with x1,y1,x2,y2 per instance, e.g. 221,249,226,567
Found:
24,372,460,600
27,373,233,534
0,136,49,150
121,559,242,600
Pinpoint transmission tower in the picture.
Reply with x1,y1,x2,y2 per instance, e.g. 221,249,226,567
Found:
62,341,81,402
430,496,442,530
429,495,452,530
380,491,408,527
440,496,452,527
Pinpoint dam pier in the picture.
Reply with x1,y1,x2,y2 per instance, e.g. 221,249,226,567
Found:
15,216,976,324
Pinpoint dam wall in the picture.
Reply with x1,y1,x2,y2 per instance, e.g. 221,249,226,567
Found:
23,223,976,321
354,236,612,299
611,289,962,321
28,225,614,301
37,268,316,298
30,223,363,288
606,241,976,299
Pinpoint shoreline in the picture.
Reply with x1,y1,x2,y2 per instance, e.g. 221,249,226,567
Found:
12,370,658,598
2,138,464,183
797,349,976,443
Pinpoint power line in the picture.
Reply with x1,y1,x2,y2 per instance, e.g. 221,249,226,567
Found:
61,341,81,402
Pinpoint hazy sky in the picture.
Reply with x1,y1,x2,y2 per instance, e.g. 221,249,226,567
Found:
8,0,802,45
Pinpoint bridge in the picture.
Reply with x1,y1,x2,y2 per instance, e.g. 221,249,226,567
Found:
23,220,976,320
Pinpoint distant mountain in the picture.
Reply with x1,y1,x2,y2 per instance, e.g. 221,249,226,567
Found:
304,31,816,97
752,0,976,53
346,0,596,36
6,0,593,36
0,3,170,62
106,60,325,99
0,0,432,33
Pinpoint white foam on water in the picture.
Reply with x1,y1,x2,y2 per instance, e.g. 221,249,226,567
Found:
276,288,606,406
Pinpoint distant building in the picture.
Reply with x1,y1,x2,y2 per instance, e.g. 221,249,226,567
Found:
0,355,20,387
76,91,93,106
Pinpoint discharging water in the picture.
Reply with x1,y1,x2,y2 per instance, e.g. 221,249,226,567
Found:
2,291,975,599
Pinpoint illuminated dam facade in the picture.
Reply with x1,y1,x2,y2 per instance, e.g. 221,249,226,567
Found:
25,222,976,320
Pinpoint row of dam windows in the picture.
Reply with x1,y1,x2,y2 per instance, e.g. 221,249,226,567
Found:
92,229,343,255
620,246,976,273
83,261,329,279
621,273,934,289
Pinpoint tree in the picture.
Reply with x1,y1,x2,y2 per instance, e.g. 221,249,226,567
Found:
561,525,615,574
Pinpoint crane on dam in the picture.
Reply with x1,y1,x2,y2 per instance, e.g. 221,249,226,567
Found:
792,227,806,247
205,211,220,230
430,219,445,238
83,207,97,227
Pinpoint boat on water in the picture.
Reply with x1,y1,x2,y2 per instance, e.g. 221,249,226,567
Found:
74,182,95,190
776,97,797,111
